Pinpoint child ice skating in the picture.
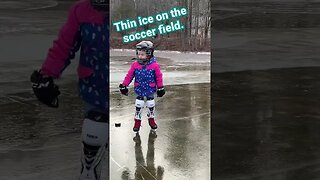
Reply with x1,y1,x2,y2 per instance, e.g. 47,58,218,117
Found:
119,41,165,132
30,0,109,179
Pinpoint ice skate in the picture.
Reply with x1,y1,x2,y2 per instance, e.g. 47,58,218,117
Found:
133,118,141,132
148,118,157,131
79,143,105,180
80,111,108,180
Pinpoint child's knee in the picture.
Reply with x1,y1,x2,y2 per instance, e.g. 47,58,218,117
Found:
146,99,155,108
135,99,145,108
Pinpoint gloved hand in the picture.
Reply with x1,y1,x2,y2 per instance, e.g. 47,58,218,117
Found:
119,84,128,96
30,70,60,108
157,87,165,97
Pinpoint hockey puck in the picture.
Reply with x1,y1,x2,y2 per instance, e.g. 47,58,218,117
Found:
115,123,121,127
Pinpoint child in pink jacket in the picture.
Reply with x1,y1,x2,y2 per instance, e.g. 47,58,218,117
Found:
119,41,165,132
30,1,109,179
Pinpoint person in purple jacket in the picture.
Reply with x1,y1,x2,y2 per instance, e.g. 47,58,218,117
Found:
30,0,109,179
119,41,165,132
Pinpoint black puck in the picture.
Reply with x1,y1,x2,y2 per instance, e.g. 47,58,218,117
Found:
115,123,121,127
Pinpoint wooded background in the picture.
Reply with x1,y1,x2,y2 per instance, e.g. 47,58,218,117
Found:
110,0,211,51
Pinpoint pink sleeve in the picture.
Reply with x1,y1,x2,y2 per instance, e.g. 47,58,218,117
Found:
122,62,136,86
41,4,80,78
154,63,163,88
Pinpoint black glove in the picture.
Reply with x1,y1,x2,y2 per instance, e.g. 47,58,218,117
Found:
157,87,165,97
30,70,60,108
119,84,128,96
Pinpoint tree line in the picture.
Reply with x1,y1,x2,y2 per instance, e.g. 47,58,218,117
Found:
110,0,211,52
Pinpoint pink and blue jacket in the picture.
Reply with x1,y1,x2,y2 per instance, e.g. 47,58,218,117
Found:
122,57,163,97
40,0,109,110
